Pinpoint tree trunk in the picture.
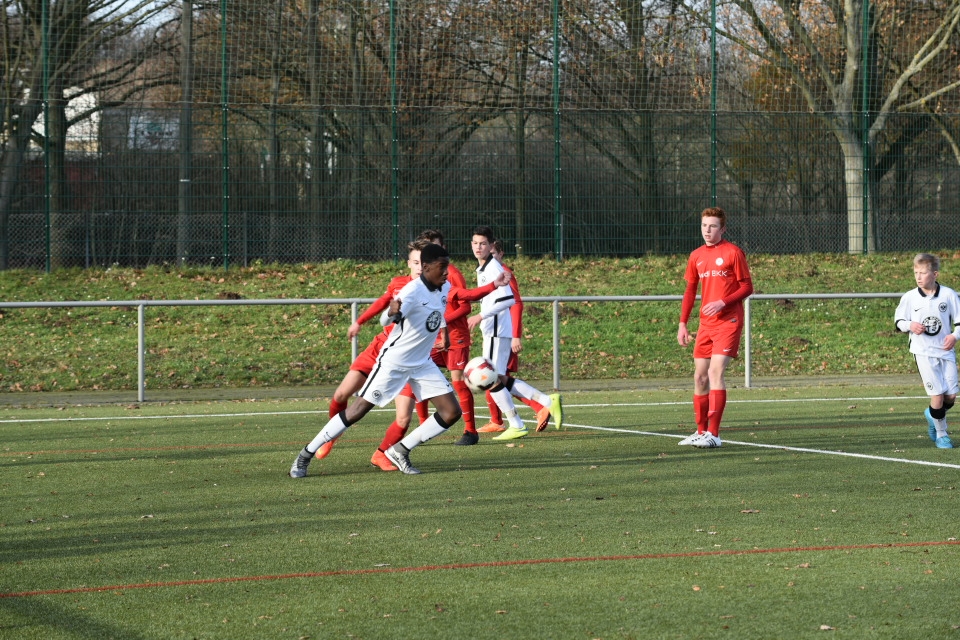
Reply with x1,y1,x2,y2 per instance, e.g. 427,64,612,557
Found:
177,0,194,266
347,0,364,258
306,0,327,261
512,28,529,256
620,0,661,252
48,78,75,269
267,0,283,261
0,67,45,269
837,130,876,254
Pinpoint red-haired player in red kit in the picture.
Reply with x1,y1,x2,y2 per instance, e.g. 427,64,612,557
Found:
676,207,753,449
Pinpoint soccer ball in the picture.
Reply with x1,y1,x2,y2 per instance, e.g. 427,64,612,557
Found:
464,356,498,392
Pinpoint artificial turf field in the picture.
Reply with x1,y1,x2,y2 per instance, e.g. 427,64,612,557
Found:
2,383,959,639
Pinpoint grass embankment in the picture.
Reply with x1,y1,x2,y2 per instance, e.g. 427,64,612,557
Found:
0,252,945,393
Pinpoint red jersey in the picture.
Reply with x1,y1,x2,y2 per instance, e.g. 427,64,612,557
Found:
680,239,752,326
434,260,481,347
447,262,467,290
357,275,412,334
442,280,498,348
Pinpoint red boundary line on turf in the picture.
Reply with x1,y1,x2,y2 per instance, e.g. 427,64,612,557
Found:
0,442,301,457
4,540,959,599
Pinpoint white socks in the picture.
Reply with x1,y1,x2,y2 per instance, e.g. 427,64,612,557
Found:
490,387,524,430
306,413,349,454
399,415,449,450
510,379,550,407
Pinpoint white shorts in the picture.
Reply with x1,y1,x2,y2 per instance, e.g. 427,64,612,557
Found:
358,360,453,408
914,355,959,397
481,336,512,376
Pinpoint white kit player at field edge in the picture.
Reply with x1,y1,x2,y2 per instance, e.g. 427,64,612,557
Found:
289,243,463,477
466,225,563,441
894,252,959,449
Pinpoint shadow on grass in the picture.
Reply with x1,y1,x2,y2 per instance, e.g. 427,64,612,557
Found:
0,595,150,639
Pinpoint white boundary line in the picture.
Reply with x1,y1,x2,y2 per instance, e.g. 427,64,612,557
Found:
579,395,928,408
4,397,957,470
0,394,929,424
572,423,960,470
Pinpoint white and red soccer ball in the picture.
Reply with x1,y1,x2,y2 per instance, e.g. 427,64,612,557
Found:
464,356,498,392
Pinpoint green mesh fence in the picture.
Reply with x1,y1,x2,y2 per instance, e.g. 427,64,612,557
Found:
2,0,959,269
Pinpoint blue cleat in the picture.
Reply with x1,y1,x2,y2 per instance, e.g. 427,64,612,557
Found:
924,408,937,441
935,435,954,449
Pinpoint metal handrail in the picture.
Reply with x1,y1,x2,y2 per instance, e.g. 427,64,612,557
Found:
0,293,902,400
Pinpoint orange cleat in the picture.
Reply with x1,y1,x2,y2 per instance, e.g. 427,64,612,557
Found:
476,421,506,433
536,407,551,432
315,437,337,459
370,449,398,471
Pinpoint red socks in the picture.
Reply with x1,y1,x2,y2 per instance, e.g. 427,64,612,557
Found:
379,420,408,451
453,380,476,433
693,394,709,434
707,389,727,437
415,400,429,425
519,397,545,413
484,389,503,426
329,398,349,418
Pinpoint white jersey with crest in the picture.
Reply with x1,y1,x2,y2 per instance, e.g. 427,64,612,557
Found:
375,275,449,368
476,256,515,338
894,283,960,360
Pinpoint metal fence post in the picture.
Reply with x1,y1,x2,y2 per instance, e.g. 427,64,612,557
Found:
138,304,146,402
552,299,561,390
351,301,359,361
744,297,752,388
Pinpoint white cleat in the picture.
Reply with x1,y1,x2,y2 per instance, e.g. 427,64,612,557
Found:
678,432,706,446
385,446,422,475
692,433,722,448
289,451,312,478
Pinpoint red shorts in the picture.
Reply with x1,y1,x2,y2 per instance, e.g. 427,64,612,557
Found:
507,351,518,373
350,332,389,375
693,318,743,359
430,346,470,372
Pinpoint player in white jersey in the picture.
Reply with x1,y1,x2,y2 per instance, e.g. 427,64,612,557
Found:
289,243,463,475
894,253,960,448
466,225,529,440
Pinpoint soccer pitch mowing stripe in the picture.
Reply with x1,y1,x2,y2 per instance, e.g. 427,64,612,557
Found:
5,540,959,600
4,394,953,471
